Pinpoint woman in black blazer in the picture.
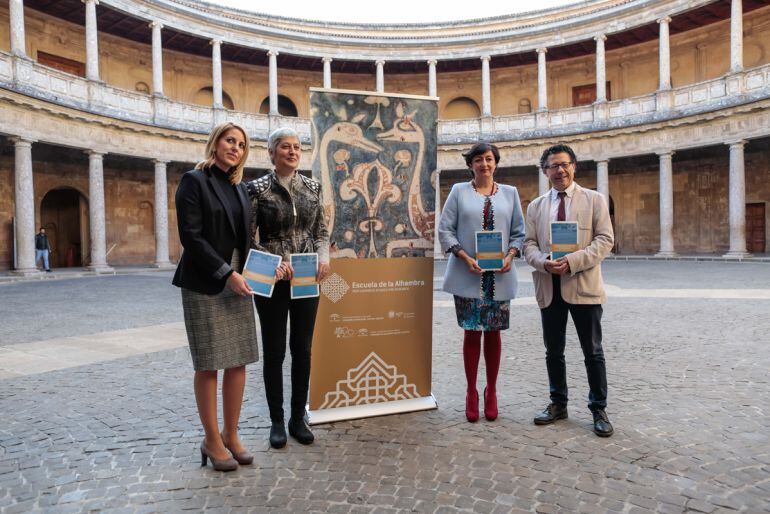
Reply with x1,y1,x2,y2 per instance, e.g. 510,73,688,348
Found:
173,122,260,471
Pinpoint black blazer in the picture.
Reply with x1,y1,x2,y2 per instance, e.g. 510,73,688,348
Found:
172,167,251,295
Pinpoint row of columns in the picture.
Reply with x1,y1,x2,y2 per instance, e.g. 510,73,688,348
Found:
10,138,172,275
5,0,747,114
529,143,749,258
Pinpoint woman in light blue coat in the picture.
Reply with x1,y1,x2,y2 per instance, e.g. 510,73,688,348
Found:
438,142,525,422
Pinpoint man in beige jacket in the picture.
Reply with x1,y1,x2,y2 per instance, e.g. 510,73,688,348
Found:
523,144,615,437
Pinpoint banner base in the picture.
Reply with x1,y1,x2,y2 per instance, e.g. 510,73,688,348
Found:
307,395,437,425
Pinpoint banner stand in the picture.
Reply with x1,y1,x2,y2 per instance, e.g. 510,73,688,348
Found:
308,395,437,425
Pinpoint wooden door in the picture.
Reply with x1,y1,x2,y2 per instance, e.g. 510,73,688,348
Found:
572,82,612,106
746,203,765,254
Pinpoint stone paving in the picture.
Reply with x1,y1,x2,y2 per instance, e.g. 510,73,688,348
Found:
0,261,769,513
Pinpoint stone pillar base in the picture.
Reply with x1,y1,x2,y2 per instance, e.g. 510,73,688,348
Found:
654,251,678,258
87,265,115,273
11,268,41,276
722,251,752,259
150,261,175,270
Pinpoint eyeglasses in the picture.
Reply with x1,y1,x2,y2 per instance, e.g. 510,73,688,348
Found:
544,161,574,171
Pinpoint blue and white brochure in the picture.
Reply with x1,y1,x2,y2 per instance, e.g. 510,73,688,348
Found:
550,221,579,260
290,253,320,299
242,249,281,298
474,230,505,271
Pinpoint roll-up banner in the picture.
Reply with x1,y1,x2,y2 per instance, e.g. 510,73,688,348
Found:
308,88,439,424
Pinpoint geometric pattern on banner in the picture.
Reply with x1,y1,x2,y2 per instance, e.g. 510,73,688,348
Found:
319,351,420,408
320,272,350,304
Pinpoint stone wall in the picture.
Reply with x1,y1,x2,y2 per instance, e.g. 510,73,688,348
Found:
0,5,767,118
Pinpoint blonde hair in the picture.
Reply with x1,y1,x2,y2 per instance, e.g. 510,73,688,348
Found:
195,122,250,184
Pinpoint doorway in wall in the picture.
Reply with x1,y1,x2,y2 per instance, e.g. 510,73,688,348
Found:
40,188,89,268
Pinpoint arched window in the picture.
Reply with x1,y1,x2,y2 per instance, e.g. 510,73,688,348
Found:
443,97,481,119
193,87,235,110
259,95,299,117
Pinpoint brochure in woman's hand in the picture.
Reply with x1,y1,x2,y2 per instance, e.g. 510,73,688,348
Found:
243,249,281,297
475,230,504,271
290,253,320,299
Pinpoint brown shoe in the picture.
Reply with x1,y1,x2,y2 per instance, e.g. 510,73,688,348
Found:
200,441,238,471
221,434,254,465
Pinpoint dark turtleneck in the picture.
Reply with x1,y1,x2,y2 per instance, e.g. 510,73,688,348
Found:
210,164,246,249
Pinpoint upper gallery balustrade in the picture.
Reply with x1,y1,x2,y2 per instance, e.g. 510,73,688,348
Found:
1,52,768,146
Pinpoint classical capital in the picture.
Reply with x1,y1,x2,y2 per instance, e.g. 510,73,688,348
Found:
657,150,675,158
727,140,747,148
153,159,170,166
267,50,279,58
85,150,106,158
594,34,607,42
149,20,164,30
210,38,222,46
480,55,491,62
81,0,99,4
9,136,35,146
375,59,385,66
657,16,672,25
321,57,333,64
427,59,437,66
536,47,548,55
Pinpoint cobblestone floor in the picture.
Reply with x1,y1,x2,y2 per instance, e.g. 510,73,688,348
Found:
0,262,768,513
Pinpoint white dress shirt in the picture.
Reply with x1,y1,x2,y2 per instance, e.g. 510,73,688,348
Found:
549,182,576,222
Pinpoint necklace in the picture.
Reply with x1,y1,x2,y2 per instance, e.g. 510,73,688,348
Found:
471,179,497,196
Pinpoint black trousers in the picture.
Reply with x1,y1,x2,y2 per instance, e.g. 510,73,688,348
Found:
254,281,319,422
540,274,608,411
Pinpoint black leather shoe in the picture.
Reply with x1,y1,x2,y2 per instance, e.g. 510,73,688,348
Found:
533,403,568,425
592,409,614,437
288,417,314,445
269,422,287,449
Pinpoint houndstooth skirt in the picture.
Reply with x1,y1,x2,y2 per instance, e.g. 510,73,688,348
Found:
181,249,259,371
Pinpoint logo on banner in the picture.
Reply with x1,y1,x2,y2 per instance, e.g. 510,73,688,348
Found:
321,273,350,303
319,351,420,409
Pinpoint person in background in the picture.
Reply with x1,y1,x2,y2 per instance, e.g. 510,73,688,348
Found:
35,227,52,272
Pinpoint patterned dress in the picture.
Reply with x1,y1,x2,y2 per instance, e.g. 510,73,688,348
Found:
453,186,511,331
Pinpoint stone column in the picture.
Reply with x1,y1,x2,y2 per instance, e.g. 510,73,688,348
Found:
725,141,751,257
658,17,672,90
211,39,223,108
11,137,37,275
595,35,607,102
538,166,549,196
375,60,385,93
433,169,442,258
322,57,332,89
537,48,548,111
152,160,173,267
150,21,164,96
268,50,279,115
480,55,491,117
730,0,743,73
596,159,610,203
656,151,677,257
86,151,113,271
83,0,100,81
9,0,27,57
427,59,437,97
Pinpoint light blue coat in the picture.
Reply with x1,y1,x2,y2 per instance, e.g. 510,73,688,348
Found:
438,182,525,301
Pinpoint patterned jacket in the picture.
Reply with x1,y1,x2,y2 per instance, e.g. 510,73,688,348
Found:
247,171,330,263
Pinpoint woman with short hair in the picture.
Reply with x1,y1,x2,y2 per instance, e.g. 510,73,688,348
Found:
438,142,525,422
248,127,330,448
173,122,260,471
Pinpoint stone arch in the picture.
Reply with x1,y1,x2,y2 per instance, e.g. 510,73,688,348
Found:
40,187,89,268
258,95,299,117
193,87,235,110
443,97,481,119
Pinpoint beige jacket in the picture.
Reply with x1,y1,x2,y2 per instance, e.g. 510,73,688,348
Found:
523,183,614,308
